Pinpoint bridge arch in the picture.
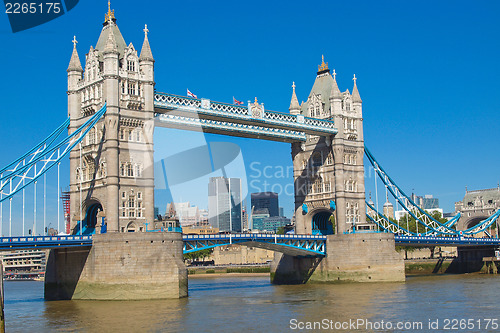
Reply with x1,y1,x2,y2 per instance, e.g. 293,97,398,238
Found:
458,215,489,232
306,208,334,235
126,222,137,232
74,199,103,235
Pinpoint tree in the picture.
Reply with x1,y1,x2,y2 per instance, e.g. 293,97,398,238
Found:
329,215,336,234
183,248,213,262
394,210,449,259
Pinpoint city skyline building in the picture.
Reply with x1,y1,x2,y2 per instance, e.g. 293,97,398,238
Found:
251,192,279,217
411,194,439,210
165,202,200,227
208,177,243,233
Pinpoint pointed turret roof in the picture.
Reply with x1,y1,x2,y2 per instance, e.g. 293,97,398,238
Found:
95,2,127,58
67,36,83,72
103,26,119,54
289,82,300,113
301,56,335,114
352,74,362,103
139,24,154,61
330,69,342,100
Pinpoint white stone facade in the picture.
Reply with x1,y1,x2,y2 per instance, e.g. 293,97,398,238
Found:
67,14,155,233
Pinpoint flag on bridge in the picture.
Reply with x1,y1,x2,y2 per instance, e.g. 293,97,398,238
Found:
187,89,197,99
233,97,243,105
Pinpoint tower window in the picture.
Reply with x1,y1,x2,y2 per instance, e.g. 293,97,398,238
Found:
327,154,333,165
128,82,137,95
127,60,135,71
127,164,133,177
134,164,142,178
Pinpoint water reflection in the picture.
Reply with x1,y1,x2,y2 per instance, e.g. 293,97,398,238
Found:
3,275,500,332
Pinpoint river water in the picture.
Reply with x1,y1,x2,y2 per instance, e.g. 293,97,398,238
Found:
3,274,500,332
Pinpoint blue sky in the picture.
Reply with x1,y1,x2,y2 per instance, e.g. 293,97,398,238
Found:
1,1,499,234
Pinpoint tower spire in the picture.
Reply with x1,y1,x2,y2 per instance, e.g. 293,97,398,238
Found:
317,55,330,75
352,74,362,103
104,0,115,24
289,81,300,114
330,69,342,100
139,24,154,61
67,36,83,72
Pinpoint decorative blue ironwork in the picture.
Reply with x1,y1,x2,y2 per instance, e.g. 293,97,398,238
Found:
153,92,337,140
302,203,308,214
0,235,92,250
0,232,498,252
155,113,307,142
365,146,500,236
182,233,326,257
0,104,107,202
365,146,463,235
395,235,500,247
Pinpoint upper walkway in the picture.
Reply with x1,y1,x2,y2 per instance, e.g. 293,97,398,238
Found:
153,92,337,142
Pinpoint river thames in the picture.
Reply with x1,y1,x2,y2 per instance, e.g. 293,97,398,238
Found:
3,274,500,332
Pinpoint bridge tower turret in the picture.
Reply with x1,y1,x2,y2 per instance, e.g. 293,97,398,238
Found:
291,57,372,235
101,21,120,233
67,37,83,233
138,25,156,229
67,5,156,234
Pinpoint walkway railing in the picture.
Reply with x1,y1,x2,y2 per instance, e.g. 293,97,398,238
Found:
153,92,337,140
0,235,92,250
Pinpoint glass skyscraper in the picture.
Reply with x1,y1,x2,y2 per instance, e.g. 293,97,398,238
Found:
251,192,279,217
208,177,242,233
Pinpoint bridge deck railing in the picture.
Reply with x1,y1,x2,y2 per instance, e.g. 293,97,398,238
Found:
154,92,337,135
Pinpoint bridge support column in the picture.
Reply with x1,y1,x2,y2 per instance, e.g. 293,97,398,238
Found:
44,233,187,300
446,246,496,273
271,233,404,284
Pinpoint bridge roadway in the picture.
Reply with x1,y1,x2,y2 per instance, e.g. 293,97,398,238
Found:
0,234,498,252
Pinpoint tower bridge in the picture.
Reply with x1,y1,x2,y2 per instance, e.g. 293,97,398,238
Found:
1,5,499,300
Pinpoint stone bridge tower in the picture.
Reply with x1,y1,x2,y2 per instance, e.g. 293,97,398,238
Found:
67,6,155,234
290,57,370,234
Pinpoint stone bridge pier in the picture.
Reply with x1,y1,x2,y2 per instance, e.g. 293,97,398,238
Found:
271,233,405,284
45,233,187,300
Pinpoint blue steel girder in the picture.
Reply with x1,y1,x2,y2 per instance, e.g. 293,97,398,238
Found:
365,146,461,235
0,235,93,250
395,235,500,247
182,234,326,257
153,92,337,142
0,104,107,202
